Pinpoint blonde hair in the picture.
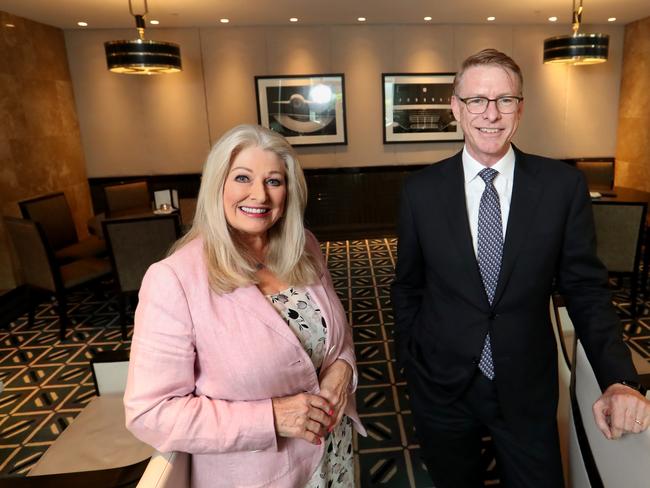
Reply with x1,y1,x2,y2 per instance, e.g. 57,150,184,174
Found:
172,124,321,293
454,48,523,95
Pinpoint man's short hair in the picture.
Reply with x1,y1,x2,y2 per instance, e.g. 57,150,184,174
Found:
454,49,523,95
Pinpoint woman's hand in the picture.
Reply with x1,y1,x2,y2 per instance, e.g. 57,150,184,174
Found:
319,359,352,432
271,393,332,445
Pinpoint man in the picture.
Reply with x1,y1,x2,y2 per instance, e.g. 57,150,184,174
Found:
391,49,650,487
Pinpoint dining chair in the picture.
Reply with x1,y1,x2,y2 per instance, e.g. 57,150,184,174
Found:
569,339,650,488
4,217,111,340
102,215,181,339
550,294,573,487
103,181,151,217
591,201,647,317
137,451,190,488
18,192,106,264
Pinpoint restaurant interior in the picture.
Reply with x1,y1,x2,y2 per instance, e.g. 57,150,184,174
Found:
1,0,650,486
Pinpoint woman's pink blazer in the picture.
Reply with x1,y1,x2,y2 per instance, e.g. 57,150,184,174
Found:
124,232,365,488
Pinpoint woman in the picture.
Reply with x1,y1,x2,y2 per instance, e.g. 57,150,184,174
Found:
124,124,365,488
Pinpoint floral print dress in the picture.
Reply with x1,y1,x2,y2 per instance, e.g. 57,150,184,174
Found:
267,287,354,488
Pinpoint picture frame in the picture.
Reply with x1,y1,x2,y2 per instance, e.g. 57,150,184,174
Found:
382,73,463,144
255,74,347,146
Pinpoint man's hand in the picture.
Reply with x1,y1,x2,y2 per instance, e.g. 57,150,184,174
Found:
593,383,650,439
318,359,352,432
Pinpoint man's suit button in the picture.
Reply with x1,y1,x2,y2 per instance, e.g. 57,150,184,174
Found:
489,313,498,320
472,356,479,364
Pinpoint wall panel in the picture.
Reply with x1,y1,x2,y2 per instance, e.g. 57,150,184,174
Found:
65,27,211,176
0,11,90,290
64,23,625,175
616,16,650,191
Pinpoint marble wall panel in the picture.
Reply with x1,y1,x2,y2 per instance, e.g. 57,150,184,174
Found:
615,16,650,192
0,11,90,290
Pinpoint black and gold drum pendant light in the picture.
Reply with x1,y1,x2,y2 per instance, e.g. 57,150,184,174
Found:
104,0,182,75
543,0,608,65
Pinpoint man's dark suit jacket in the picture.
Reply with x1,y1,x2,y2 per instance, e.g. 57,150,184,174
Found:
391,146,638,427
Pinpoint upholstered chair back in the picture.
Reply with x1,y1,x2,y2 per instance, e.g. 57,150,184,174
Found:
103,215,180,293
179,197,197,230
5,217,57,291
592,202,647,273
19,192,78,250
104,181,150,216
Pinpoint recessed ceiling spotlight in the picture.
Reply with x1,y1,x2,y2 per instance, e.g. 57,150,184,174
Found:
150,20,160,25
487,16,496,22
289,17,298,22
548,16,558,22
77,21,88,27
220,18,230,23
358,17,367,22
424,16,432,21
608,17,617,22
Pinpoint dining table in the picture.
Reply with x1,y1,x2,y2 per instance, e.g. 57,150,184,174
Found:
591,186,650,204
87,207,179,239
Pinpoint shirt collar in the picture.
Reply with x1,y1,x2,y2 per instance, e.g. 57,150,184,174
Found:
462,145,516,184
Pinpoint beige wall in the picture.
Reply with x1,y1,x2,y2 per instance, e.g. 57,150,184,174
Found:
65,23,624,176
64,28,211,177
615,16,650,191
0,11,91,290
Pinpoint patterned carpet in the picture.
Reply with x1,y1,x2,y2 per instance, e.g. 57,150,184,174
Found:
1,237,649,486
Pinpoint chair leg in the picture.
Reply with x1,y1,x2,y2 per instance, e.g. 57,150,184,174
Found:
56,292,69,341
27,288,35,327
641,234,650,298
630,272,639,319
118,293,128,340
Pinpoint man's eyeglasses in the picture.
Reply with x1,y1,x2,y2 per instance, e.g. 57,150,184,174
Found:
455,95,523,114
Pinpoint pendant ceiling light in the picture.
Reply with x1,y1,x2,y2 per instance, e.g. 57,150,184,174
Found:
104,0,182,75
543,0,608,65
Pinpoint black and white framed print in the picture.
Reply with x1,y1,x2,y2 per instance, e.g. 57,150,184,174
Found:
382,73,463,144
255,74,347,146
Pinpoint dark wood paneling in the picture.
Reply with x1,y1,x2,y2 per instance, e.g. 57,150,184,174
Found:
88,174,202,215
89,164,429,241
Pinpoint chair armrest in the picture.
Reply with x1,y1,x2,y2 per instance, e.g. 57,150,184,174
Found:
136,451,190,488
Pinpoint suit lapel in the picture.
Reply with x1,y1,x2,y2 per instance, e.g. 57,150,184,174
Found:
492,148,543,306
437,153,489,308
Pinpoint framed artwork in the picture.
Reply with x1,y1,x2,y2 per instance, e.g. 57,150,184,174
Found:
255,74,347,146
382,73,463,144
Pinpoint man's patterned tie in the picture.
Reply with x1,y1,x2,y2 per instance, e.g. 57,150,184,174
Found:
476,168,503,380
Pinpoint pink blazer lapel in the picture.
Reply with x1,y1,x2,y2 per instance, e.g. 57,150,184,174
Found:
223,285,301,346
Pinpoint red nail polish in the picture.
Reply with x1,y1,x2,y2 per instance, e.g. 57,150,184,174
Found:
316,438,321,445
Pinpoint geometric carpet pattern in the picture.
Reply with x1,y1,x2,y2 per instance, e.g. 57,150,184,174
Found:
1,237,650,486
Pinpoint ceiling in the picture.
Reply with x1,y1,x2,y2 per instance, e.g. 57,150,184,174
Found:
1,0,649,30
